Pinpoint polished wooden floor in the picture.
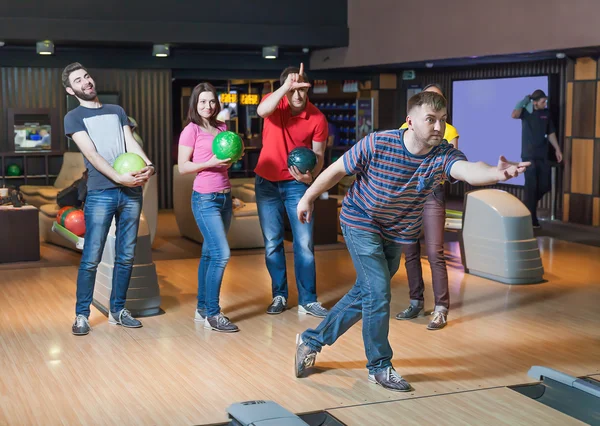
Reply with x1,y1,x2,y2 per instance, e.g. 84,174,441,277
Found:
0,213,599,425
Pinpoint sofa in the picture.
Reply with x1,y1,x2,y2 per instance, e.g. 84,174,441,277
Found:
21,152,87,208
172,165,265,249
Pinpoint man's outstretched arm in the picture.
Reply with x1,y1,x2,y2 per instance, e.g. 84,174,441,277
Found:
450,156,530,186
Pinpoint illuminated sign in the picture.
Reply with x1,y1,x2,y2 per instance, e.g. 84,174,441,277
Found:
220,93,238,103
240,94,260,105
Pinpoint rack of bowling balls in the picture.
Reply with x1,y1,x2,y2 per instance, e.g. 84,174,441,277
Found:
55,206,85,236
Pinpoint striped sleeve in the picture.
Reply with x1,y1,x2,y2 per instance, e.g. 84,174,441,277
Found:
343,133,375,175
443,147,468,183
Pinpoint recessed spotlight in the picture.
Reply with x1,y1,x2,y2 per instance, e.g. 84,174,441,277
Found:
302,47,310,54
36,40,54,55
425,62,434,68
153,44,170,57
0,41,5,47
556,52,566,59
263,46,279,59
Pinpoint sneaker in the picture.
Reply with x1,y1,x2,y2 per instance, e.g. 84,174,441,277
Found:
298,302,328,318
204,313,239,333
266,296,287,315
427,311,447,330
194,308,206,323
108,309,143,328
395,304,424,320
294,334,317,378
368,367,412,392
72,314,90,336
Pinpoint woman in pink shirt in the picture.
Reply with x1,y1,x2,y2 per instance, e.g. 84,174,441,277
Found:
178,82,239,333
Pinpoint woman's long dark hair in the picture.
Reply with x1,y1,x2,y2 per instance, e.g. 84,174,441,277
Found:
186,82,222,129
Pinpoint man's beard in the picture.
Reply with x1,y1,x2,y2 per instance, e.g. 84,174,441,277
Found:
73,86,97,101
425,137,443,148
414,130,442,149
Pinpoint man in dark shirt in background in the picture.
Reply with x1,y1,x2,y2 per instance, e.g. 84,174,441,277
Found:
512,89,563,227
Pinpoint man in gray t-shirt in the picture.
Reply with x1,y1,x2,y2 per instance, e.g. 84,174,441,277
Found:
62,62,155,336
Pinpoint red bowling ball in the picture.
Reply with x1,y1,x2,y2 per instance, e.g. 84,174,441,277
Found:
63,209,86,237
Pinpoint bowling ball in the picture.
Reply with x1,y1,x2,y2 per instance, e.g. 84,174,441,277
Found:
56,206,75,223
64,209,85,237
287,147,317,174
113,153,147,174
58,207,77,226
6,164,22,176
212,131,244,162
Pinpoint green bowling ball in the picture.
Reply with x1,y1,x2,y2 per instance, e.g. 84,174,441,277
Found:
212,131,244,162
287,147,317,174
113,153,147,174
6,163,22,176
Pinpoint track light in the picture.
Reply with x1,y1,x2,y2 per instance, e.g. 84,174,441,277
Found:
36,40,54,55
153,44,170,58
262,46,279,60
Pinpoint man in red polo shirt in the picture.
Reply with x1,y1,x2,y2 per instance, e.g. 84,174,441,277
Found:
255,63,329,317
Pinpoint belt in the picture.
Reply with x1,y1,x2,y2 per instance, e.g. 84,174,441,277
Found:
216,188,231,194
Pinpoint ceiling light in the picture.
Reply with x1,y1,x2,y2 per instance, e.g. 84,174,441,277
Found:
153,44,170,57
36,40,54,55
425,62,434,68
263,46,279,59
556,52,566,59
0,41,5,47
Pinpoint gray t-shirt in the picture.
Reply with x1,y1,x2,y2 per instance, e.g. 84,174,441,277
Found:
64,104,133,190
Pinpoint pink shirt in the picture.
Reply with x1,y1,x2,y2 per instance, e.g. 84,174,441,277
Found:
178,122,230,194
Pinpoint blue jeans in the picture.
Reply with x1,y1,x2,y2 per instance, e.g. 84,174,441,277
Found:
192,191,232,317
255,176,317,306
302,224,403,374
76,187,143,317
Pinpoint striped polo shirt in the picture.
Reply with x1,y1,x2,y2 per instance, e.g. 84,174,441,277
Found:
340,129,467,244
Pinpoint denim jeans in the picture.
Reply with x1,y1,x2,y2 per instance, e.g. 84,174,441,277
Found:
255,176,317,306
192,191,232,317
76,187,143,317
403,186,449,311
302,224,403,374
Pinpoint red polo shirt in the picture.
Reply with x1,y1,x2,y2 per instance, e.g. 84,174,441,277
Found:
255,93,328,181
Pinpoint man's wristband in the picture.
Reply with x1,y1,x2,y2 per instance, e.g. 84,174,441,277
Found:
146,163,156,175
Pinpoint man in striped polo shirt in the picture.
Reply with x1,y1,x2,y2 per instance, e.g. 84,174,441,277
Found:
293,91,529,392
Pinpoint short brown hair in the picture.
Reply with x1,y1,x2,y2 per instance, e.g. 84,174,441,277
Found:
186,82,222,128
62,62,88,89
407,91,446,114
280,66,308,86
